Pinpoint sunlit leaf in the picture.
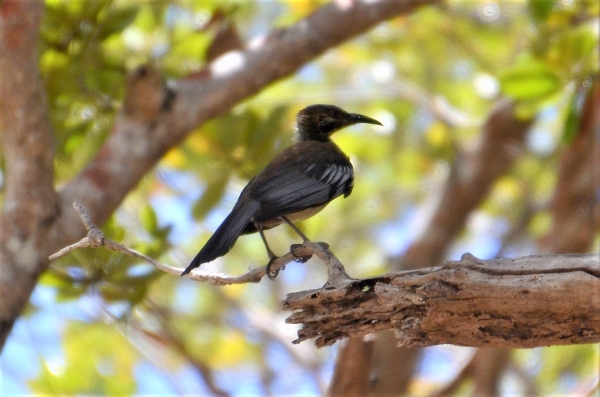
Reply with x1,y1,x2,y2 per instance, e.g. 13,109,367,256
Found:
500,57,560,100
97,5,139,39
140,204,158,233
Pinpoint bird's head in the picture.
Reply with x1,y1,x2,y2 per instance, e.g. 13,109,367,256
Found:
295,104,382,142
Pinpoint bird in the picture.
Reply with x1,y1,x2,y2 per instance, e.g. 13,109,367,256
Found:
181,104,382,276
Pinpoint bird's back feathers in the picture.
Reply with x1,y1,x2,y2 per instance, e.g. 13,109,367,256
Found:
249,141,353,222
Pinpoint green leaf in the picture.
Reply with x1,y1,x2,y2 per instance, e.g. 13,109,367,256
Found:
555,24,599,75
527,0,555,22
139,204,158,233
103,214,126,241
500,57,560,100
246,105,289,170
562,81,591,144
55,284,87,302
214,109,260,152
97,6,139,39
133,4,158,32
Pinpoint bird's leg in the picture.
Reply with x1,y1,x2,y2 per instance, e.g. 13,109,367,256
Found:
255,222,281,279
280,216,312,263
281,216,310,241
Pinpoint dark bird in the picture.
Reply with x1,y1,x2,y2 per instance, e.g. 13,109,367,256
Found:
181,104,382,276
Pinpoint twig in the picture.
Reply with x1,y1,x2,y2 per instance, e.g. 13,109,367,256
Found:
48,202,105,260
48,202,352,286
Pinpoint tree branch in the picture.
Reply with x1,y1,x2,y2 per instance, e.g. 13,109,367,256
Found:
49,203,353,287
47,205,600,353
284,253,600,348
55,0,437,248
328,337,374,397
0,0,435,349
0,0,57,348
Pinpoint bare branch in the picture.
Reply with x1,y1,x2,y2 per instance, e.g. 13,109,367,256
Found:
48,203,352,286
284,253,600,348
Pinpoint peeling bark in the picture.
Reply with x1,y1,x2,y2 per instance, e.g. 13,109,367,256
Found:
285,254,600,348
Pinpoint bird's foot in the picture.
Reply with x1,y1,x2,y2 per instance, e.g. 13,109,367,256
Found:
266,256,282,279
290,243,312,263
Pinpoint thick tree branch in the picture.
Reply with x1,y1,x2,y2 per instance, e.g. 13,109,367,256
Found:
0,0,58,348
284,253,600,348
424,79,600,397
0,0,435,349
55,0,436,248
328,337,374,397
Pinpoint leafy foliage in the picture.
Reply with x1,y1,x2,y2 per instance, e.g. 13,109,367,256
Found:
2,0,598,395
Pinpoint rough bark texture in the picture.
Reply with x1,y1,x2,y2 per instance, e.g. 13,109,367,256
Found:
0,0,435,350
0,0,57,349
285,254,600,348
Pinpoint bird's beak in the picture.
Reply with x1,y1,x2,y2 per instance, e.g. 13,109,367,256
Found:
348,113,383,126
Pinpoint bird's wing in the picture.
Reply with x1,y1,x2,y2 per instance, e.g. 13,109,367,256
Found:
249,159,353,221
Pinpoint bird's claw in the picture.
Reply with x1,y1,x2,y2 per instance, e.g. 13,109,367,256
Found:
290,243,312,263
266,256,281,279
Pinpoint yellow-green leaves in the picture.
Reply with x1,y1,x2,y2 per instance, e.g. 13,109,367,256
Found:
527,0,555,23
30,323,138,395
500,57,560,101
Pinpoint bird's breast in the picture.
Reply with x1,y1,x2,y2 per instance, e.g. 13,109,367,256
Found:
256,204,327,229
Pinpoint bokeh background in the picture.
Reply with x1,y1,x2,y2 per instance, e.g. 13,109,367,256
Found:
1,0,599,395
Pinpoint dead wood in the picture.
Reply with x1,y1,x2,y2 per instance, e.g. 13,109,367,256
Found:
285,253,600,348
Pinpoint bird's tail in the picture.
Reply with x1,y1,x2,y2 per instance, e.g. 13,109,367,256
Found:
181,200,260,276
